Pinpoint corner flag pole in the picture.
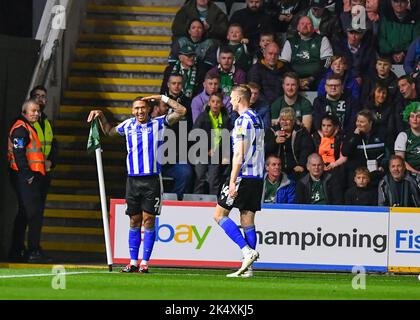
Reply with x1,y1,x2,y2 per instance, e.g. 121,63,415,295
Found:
95,148,113,272
87,118,113,272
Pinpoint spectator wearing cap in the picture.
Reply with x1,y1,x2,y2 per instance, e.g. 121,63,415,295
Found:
287,0,341,40
378,0,420,64
172,0,228,42
332,24,376,87
361,55,399,103
339,0,378,43
168,19,217,67
280,15,333,90
161,44,207,99
229,0,273,51
248,42,290,105
395,101,420,176
209,46,247,97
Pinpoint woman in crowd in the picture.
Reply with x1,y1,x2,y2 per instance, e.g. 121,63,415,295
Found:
265,107,315,181
341,109,389,187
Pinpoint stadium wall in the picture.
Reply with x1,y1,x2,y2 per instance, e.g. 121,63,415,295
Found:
110,200,420,274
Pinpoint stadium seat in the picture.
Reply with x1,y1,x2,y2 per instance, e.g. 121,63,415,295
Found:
182,194,218,202
391,64,406,78
163,193,178,200
229,2,247,19
300,91,318,104
214,2,227,15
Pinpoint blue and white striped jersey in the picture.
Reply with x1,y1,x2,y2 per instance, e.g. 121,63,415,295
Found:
116,115,169,176
232,109,265,178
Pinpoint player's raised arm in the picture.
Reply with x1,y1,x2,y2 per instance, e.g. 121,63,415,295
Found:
142,95,186,126
87,110,118,136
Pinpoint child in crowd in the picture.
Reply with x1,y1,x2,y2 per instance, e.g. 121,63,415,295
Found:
253,31,276,64
312,113,347,172
224,23,253,72
344,167,378,205
317,55,360,99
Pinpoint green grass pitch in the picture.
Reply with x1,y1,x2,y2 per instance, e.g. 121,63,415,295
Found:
0,266,419,300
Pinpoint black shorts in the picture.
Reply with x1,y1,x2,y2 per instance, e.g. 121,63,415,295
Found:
125,175,162,216
217,176,264,213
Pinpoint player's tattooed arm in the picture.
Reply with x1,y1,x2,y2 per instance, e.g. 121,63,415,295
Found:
142,95,187,126
87,110,118,136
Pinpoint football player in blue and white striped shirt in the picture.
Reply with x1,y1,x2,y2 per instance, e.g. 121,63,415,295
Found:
214,85,265,278
88,95,186,273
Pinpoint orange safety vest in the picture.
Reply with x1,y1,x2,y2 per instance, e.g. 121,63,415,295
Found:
8,119,46,175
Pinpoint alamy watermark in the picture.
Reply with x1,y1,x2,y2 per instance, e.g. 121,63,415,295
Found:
51,265,66,290
155,123,263,166
52,5,66,30
351,266,366,290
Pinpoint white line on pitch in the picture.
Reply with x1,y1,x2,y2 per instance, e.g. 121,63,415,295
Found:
0,271,109,279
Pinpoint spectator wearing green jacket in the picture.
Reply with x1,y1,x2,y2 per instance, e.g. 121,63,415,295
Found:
379,0,420,64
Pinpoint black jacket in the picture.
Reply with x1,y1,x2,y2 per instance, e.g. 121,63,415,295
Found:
265,124,315,175
296,172,343,205
312,93,360,134
229,6,273,51
193,105,233,161
341,125,389,173
332,37,376,80
344,186,378,206
247,59,290,105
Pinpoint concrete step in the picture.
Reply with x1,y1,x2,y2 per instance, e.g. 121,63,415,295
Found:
41,241,105,253
86,4,178,15
43,217,103,228
82,19,172,36
63,91,159,102
86,12,174,22
79,33,171,44
57,149,126,160
88,0,185,7
69,76,163,86
42,226,104,236
77,42,170,50
67,77,162,92
44,208,102,220
71,61,166,73
74,47,169,64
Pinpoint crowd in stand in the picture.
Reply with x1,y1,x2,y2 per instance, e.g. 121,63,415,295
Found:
159,0,420,206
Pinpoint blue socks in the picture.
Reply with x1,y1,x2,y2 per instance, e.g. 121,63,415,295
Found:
142,228,156,262
219,217,247,249
244,225,256,250
128,227,141,262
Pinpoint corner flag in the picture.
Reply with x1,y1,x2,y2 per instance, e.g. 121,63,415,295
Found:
87,118,101,153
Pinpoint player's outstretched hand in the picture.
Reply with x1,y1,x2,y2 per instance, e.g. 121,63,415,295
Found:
87,110,103,123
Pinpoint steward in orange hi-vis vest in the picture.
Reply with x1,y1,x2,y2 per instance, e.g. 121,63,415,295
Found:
8,119,46,176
